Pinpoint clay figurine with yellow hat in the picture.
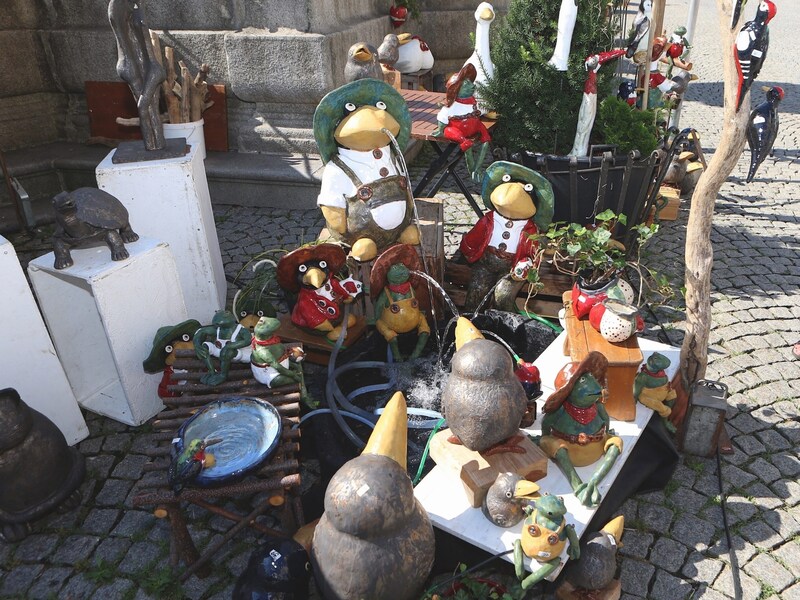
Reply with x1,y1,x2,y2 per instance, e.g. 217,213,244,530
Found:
276,244,362,342
539,352,623,507
371,244,430,361
311,392,435,600
314,78,420,262
460,161,554,311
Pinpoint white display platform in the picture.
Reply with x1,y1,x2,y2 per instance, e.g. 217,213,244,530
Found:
28,238,188,426
1,236,89,446
414,333,680,580
95,141,225,323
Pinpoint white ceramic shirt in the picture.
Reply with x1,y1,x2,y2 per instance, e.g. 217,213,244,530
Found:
437,100,475,125
317,146,399,209
488,213,527,254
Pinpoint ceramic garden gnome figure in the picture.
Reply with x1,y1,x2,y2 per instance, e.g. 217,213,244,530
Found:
460,161,554,312
371,244,430,361
314,79,420,262
311,392,435,600
539,352,622,507
276,244,362,342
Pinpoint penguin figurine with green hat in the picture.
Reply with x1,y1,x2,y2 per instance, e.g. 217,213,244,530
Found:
314,79,420,262
459,161,554,312
143,319,202,399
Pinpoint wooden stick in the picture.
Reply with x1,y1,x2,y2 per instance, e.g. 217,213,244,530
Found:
190,64,210,122
179,60,191,123
161,45,182,124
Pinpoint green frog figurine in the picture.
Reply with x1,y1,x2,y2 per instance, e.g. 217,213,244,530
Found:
249,316,304,388
633,352,677,433
514,493,580,590
539,352,622,507
193,310,253,386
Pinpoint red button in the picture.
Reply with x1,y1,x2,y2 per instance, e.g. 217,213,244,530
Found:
379,167,390,177
373,148,383,159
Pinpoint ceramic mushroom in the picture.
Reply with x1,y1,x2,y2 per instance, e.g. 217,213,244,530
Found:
314,79,420,262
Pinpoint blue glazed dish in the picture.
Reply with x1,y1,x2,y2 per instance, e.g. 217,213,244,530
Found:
174,396,282,487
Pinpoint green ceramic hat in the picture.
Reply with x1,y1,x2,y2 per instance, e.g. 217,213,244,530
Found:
313,79,411,164
143,319,202,373
480,161,555,230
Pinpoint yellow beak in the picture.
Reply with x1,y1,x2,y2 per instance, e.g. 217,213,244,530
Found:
678,150,695,161
334,105,400,152
601,515,625,546
397,33,413,45
479,6,494,20
353,45,373,62
362,391,408,470
513,479,540,500
490,182,537,220
454,317,484,351
302,267,326,289
686,162,704,173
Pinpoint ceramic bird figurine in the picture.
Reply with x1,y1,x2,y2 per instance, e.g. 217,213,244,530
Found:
463,2,495,110
626,0,652,61
168,437,222,493
568,49,625,157
538,352,623,507
441,317,528,453
746,85,783,183
314,79,420,261
560,516,624,595
394,33,435,74
377,33,400,69
276,244,361,341
459,161,554,311
548,0,579,71
734,0,776,111
482,472,540,528
311,392,435,600
344,42,383,83
662,147,698,187
732,0,748,29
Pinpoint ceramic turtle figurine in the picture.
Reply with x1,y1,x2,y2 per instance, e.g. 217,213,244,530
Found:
513,493,580,590
51,188,139,269
539,352,622,507
250,316,304,388
633,352,677,433
372,244,430,361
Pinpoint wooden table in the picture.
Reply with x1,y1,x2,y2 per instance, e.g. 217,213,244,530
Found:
414,333,680,581
401,89,495,218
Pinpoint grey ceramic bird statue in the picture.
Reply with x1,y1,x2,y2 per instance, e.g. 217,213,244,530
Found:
481,472,540,528
561,516,624,593
377,34,400,69
344,42,383,82
662,148,696,187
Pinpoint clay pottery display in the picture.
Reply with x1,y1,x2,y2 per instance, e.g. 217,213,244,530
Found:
572,275,635,320
588,300,644,343
0,388,85,542
311,392,434,600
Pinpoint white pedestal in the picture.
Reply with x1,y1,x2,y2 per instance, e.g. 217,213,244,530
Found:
28,238,188,426
1,236,89,446
414,334,681,580
95,142,225,323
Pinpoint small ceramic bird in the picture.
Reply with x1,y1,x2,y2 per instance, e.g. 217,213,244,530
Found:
732,0,748,29
561,516,624,593
482,472,540,528
168,437,222,492
746,85,783,183
625,0,652,61
463,2,495,110
734,0,776,111
377,34,400,70
394,33,434,74
344,43,382,82
662,148,697,187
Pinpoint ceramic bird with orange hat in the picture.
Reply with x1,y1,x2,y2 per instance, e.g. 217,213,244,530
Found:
372,244,430,361
311,392,435,600
314,79,420,262
277,244,361,342
538,352,622,507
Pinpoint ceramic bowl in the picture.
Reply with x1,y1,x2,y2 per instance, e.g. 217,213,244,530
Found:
174,396,282,487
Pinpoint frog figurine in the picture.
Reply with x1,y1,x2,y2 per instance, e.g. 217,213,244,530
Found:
250,316,304,388
539,352,622,507
371,244,430,361
193,310,253,386
633,352,677,433
514,493,580,590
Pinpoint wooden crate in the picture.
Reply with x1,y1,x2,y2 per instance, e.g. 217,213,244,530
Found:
561,291,642,421
657,185,681,221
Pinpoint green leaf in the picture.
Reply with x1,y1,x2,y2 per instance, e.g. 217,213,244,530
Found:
566,242,582,256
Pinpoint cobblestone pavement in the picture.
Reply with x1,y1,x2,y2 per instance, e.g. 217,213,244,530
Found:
2,1,799,598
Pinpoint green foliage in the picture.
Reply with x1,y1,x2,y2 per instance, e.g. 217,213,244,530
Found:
84,560,117,585
480,0,620,154
140,566,184,600
595,96,660,155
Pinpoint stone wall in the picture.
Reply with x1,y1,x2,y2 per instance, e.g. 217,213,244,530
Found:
1,0,509,154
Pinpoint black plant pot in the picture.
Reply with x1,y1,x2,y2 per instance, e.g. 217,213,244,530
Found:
511,147,665,247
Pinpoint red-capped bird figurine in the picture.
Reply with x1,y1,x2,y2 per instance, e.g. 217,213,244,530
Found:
746,86,784,183
734,0,776,111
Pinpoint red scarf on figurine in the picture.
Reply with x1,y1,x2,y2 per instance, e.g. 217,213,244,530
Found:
563,401,598,425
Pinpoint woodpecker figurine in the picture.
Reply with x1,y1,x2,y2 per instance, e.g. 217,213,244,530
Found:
746,86,784,183
732,0,748,29
168,437,222,493
734,0,776,111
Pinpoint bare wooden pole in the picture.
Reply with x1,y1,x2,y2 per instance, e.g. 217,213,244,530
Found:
677,0,749,404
